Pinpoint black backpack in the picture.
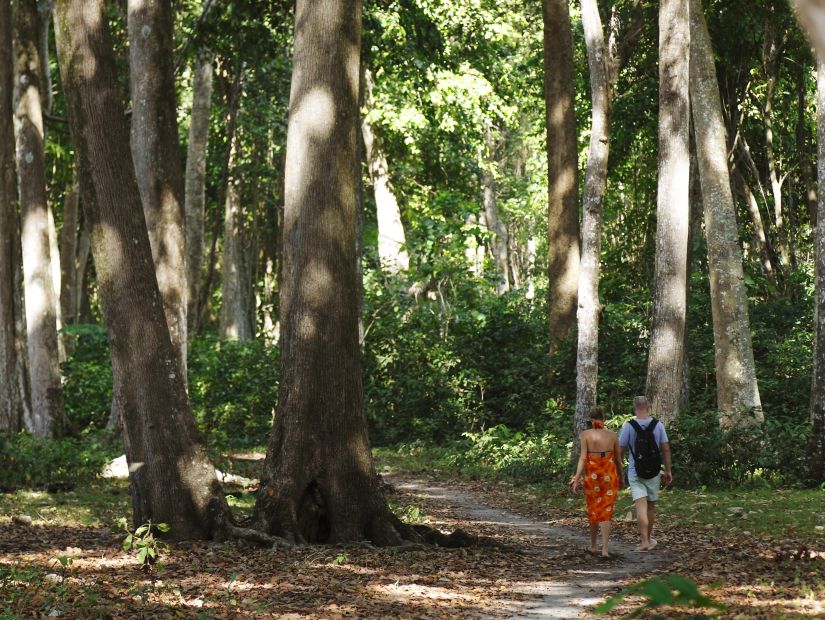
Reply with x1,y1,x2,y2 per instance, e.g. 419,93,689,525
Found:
628,419,662,479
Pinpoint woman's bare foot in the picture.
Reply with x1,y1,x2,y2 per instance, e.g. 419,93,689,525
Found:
635,543,649,552
647,538,658,551
601,549,610,558
588,545,598,554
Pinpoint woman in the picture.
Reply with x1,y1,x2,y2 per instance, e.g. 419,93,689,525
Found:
569,407,623,557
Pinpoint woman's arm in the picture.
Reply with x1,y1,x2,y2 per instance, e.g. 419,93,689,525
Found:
570,434,588,492
613,434,624,488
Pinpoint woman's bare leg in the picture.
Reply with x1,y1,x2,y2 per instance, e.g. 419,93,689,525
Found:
589,522,598,552
599,521,611,556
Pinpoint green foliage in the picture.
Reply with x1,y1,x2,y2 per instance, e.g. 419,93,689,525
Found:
120,518,170,571
188,336,279,448
0,433,110,491
61,324,114,431
595,574,725,619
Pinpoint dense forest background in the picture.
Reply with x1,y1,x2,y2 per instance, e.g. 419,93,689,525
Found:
1,0,823,493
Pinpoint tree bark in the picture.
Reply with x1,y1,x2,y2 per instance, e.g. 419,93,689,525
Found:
797,60,818,228
481,127,510,295
361,69,409,275
128,0,188,375
14,0,65,437
0,0,25,433
542,0,580,351
689,0,763,427
218,126,255,341
645,0,691,425
574,0,611,436
58,165,79,325
732,167,777,283
54,0,230,539
253,0,409,545
809,54,825,483
185,47,213,336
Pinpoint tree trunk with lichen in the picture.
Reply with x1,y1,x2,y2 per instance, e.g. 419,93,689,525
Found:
253,0,411,545
55,0,231,540
14,0,65,438
645,0,690,425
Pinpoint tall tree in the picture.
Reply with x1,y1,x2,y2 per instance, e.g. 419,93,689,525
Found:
542,0,580,351
0,0,24,433
13,0,65,437
645,0,691,424
253,0,410,544
361,69,410,275
58,166,79,325
218,121,255,341
54,0,230,539
481,126,510,295
811,53,825,483
128,0,188,373
574,0,644,435
185,47,214,335
689,0,763,427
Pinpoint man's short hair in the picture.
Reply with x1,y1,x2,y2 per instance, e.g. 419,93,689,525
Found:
633,395,649,409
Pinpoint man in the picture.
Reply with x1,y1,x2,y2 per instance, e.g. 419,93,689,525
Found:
619,395,672,551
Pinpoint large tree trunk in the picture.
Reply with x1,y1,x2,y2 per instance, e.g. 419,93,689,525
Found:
689,0,763,427
128,0,188,375
542,0,580,351
798,60,818,228
0,0,25,433
13,0,65,438
574,0,611,436
361,69,409,275
253,0,409,545
54,0,230,539
481,127,510,295
219,128,255,341
185,47,213,336
809,54,825,483
645,0,691,425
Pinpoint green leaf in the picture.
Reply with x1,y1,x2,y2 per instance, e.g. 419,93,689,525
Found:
137,548,148,565
156,523,170,533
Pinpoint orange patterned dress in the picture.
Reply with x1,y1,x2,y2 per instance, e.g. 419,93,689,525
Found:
583,448,619,524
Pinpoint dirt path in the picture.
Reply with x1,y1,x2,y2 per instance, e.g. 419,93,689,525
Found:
390,476,672,618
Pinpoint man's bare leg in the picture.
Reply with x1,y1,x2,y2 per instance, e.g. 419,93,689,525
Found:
647,501,657,549
589,522,598,552
599,521,611,556
635,497,651,550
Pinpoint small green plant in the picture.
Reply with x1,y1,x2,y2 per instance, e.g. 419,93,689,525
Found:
332,552,349,566
119,518,170,571
595,574,725,619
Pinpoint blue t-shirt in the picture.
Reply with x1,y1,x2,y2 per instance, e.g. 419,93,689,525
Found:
619,417,669,478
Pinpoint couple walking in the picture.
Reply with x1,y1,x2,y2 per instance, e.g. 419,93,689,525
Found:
569,396,672,557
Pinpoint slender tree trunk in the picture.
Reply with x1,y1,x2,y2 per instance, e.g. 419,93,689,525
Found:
185,47,213,336
198,59,241,331
797,61,818,228
55,0,231,539
361,69,409,275
219,129,255,341
14,0,65,437
809,55,825,483
689,0,763,427
0,0,25,433
645,0,691,425
253,0,411,545
732,168,777,283
481,127,510,295
574,0,611,436
128,0,188,375
542,0,580,351
74,224,90,322
47,201,65,362
58,166,79,325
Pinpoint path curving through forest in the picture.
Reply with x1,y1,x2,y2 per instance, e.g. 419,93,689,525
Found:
390,477,672,618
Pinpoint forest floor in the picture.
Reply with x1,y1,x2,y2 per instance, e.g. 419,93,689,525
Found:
0,451,822,619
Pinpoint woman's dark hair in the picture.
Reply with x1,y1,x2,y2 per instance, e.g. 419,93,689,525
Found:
589,406,605,420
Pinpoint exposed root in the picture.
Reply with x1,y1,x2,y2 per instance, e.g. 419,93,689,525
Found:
226,524,295,548
408,525,477,548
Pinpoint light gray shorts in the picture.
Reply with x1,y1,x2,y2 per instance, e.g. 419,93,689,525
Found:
628,473,661,502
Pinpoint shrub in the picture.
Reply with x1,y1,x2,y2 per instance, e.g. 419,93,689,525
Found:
0,433,110,491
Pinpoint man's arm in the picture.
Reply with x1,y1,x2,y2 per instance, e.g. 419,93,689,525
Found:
660,441,672,485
